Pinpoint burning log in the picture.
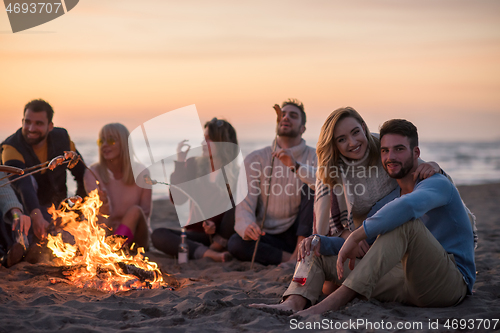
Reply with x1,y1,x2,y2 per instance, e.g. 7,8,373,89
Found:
26,262,179,291
117,262,156,281
43,189,168,292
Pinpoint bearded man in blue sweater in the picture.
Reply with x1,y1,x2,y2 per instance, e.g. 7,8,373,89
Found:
252,119,476,314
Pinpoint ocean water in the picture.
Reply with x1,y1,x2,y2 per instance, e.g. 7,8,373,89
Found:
68,139,500,200
419,141,500,186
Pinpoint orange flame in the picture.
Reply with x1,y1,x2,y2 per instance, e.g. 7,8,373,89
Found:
46,189,164,292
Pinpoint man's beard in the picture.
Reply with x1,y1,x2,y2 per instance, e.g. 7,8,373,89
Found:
22,131,47,146
277,126,300,138
384,157,414,179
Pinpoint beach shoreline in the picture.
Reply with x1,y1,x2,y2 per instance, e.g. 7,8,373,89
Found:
0,182,499,332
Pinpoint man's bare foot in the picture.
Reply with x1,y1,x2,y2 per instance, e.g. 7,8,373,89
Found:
221,251,232,262
249,295,308,312
295,285,357,316
203,249,232,262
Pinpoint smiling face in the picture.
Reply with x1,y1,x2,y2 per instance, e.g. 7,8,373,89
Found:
333,116,368,161
99,134,121,161
380,133,420,179
277,104,305,138
22,109,53,147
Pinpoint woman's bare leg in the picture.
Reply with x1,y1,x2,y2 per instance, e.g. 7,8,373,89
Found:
120,205,149,250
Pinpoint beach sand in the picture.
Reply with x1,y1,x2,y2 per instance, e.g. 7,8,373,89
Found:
0,183,499,332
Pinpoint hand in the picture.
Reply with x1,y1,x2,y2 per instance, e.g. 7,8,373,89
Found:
336,235,359,280
97,188,109,205
413,161,440,181
297,236,321,262
11,208,31,236
243,222,265,241
202,220,216,235
176,140,191,162
31,209,49,240
356,239,370,258
272,148,296,169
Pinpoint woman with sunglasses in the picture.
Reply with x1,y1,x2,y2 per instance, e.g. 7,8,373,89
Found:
84,123,152,250
151,118,238,262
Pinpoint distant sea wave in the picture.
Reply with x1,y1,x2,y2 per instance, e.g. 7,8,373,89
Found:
69,139,500,200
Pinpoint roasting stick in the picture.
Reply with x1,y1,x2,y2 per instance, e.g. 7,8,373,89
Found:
0,159,57,182
144,175,206,235
0,152,80,187
0,162,49,183
0,161,70,187
0,152,106,196
0,165,24,181
250,104,282,269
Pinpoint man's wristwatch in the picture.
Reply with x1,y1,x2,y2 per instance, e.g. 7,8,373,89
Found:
290,161,301,173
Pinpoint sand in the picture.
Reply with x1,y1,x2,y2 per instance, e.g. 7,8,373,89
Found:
0,183,499,332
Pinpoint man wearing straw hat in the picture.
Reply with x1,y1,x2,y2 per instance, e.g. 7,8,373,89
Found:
1,99,87,244
228,99,317,265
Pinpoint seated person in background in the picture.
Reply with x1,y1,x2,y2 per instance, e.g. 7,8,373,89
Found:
228,99,317,265
151,118,238,262
253,119,475,314
1,99,86,243
84,123,151,250
0,171,31,267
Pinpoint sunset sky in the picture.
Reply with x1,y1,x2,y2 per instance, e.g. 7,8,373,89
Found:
1,0,499,144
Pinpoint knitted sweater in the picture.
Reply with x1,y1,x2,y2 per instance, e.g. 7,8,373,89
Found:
314,148,397,236
234,139,316,237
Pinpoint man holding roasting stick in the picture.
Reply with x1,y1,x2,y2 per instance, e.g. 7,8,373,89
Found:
228,99,317,266
1,99,87,253
252,119,475,313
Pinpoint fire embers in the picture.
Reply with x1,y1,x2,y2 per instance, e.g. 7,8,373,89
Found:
46,190,165,292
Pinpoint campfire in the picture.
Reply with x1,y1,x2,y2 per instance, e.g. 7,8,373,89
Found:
45,189,167,292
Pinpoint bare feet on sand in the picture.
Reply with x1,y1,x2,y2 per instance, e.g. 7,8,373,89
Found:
295,285,357,316
249,295,308,313
203,249,232,262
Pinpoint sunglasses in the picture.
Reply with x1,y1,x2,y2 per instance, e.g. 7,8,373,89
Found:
210,117,224,127
97,138,117,147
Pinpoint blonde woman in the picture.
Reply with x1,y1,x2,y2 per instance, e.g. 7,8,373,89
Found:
84,123,151,250
251,108,476,313
313,108,442,241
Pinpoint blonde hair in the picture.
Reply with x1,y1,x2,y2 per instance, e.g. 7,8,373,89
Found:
96,123,135,186
316,107,380,186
